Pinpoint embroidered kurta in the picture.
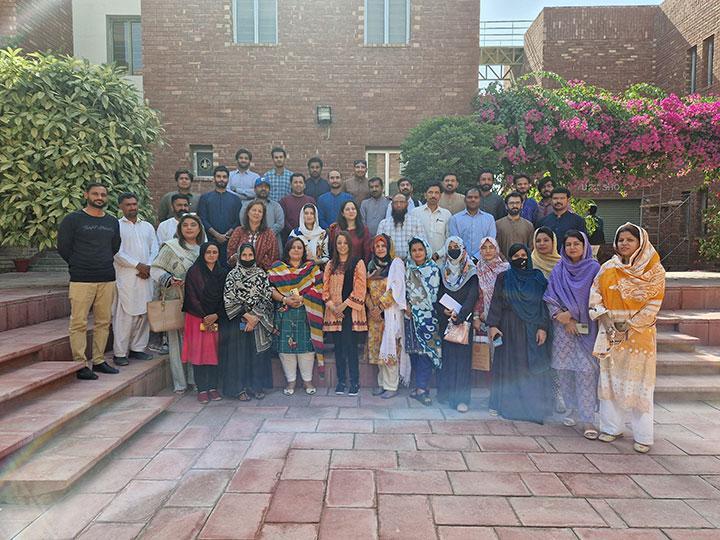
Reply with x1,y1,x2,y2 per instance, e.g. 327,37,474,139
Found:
322,260,368,332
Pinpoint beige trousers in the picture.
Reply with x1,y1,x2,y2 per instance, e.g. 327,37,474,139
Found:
279,352,315,383
68,281,115,366
377,361,399,392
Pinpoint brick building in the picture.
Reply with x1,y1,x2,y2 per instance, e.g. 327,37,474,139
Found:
523,0,719,269
141,0,480,200
0,0,73,54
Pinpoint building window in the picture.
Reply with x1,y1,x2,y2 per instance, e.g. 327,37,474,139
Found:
367,149,403,195
107,17,142,75
689,46,698,93
191,145,214,178
234,0,277,44
705,36,715,87
365,0,410,45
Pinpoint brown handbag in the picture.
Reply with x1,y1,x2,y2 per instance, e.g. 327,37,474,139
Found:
443,320,470,345
147,289,185,332
472,339,491,371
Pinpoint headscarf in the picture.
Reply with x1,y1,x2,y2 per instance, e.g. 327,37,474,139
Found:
441,236,477,292
223,243,275,352
268,258,325,366
298,204,324,240
476,236,510,319
544,231,600,354
367,234,394,278
182,241,228,317
504,243,550,373
531,227,561,278
405,237,443,368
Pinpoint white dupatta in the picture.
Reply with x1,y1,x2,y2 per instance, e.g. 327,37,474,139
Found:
378,258,411,384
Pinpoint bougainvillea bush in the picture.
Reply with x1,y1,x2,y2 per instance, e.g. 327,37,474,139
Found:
0,49,162,250
474,72,720,194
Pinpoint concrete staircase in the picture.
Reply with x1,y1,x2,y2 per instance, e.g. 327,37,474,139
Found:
0,286,172,502
655,276,720,400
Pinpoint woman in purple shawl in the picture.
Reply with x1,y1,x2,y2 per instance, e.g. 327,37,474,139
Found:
544,230,601,439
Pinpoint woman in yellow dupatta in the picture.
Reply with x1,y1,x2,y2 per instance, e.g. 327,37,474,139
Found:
589,223,665,454
531,227,562,279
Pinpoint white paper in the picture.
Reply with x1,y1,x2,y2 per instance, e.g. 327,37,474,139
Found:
439,293,462,314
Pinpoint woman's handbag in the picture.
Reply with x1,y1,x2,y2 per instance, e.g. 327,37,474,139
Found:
471,337,491,370
443,319,471,345
147,288,184,332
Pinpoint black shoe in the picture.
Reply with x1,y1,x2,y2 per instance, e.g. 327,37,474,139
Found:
348,384,359,396
93,362,119,374
129,351,153,361
113,356,129,366
372,387,386,396
335,382,346,395
77,367,98,380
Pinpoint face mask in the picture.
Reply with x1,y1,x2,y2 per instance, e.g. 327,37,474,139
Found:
447,248,462,260
240,259,255,268
510,257,528,270
479,184,492,192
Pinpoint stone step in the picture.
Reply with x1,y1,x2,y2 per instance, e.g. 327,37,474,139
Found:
0,318,77,367
0,287,69,332
663,274,720,310
0,361,82,405
654,374,720,401
656,347,720,375
0,356,168,461
0,395,174,501
656,310,720,346
656,330,701,352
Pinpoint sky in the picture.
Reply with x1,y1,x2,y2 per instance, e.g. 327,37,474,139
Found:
481,0,661,21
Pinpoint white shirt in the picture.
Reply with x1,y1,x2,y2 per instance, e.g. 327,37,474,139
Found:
114,217,159,315
156,217,179,246
412,204,451,259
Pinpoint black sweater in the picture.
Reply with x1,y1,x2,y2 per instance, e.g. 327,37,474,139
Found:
57,210,121,282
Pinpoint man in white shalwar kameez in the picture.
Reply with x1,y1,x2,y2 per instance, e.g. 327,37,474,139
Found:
156,194,190,245
113,193,159,366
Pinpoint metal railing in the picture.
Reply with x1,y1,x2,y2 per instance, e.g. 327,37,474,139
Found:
479,20,532,48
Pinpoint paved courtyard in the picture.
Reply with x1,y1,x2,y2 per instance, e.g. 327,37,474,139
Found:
2,387,720,539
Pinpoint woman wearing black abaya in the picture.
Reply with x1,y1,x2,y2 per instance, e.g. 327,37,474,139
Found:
487,243,552,424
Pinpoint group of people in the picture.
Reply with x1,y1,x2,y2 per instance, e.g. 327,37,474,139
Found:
56,146,663,452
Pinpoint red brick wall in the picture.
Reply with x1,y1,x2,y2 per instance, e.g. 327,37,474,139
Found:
0,0,16,44
10,0,73,54
142,0,480,203
523,6,658,92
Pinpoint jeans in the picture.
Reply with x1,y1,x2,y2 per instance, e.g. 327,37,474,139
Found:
332,316,359,386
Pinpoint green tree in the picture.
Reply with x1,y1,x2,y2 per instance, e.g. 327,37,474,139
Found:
0,48,162,251
400,116,502,194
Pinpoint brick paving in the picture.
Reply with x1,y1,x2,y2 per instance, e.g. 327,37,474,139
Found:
2,388,720,539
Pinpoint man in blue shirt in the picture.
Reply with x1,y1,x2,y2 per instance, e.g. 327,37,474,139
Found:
305,156,330,201
317,170,353,229
448,187,497,260
514,174,539,223
262,146,293,201
196,165,242,266
228,147,260,200
539,187,588,247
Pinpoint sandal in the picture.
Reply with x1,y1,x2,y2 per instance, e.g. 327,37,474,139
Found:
418,392,432,407
254,391,266,400
283,387,295,396
633,442,651,454
562,417,577,427
489,408,498,416
237,391,252,401
583,428,599,440
305,386,317,395
598,432,623,443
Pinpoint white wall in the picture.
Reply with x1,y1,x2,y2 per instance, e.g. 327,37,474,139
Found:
71,0,143,98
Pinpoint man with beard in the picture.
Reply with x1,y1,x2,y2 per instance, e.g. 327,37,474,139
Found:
112,193,158,367
58,183,122,380
539,187,587,245
228,147,260,200
279,173,313,241
448,187,497,260
361,176,390,235
535,176,555,225
156,194,190,245
345,159,371,202
439,172,466,215
241,177,285,245
156,169,195,223
377,193,426,259
513,174,539,223
476,169,506,220
262,147,294,201
317,170,353,228
384,177,417,219
305,157,330,200
197,165,242,266
494,192,534,259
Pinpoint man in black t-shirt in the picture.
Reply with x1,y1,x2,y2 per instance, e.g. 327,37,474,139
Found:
57,183,122,380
